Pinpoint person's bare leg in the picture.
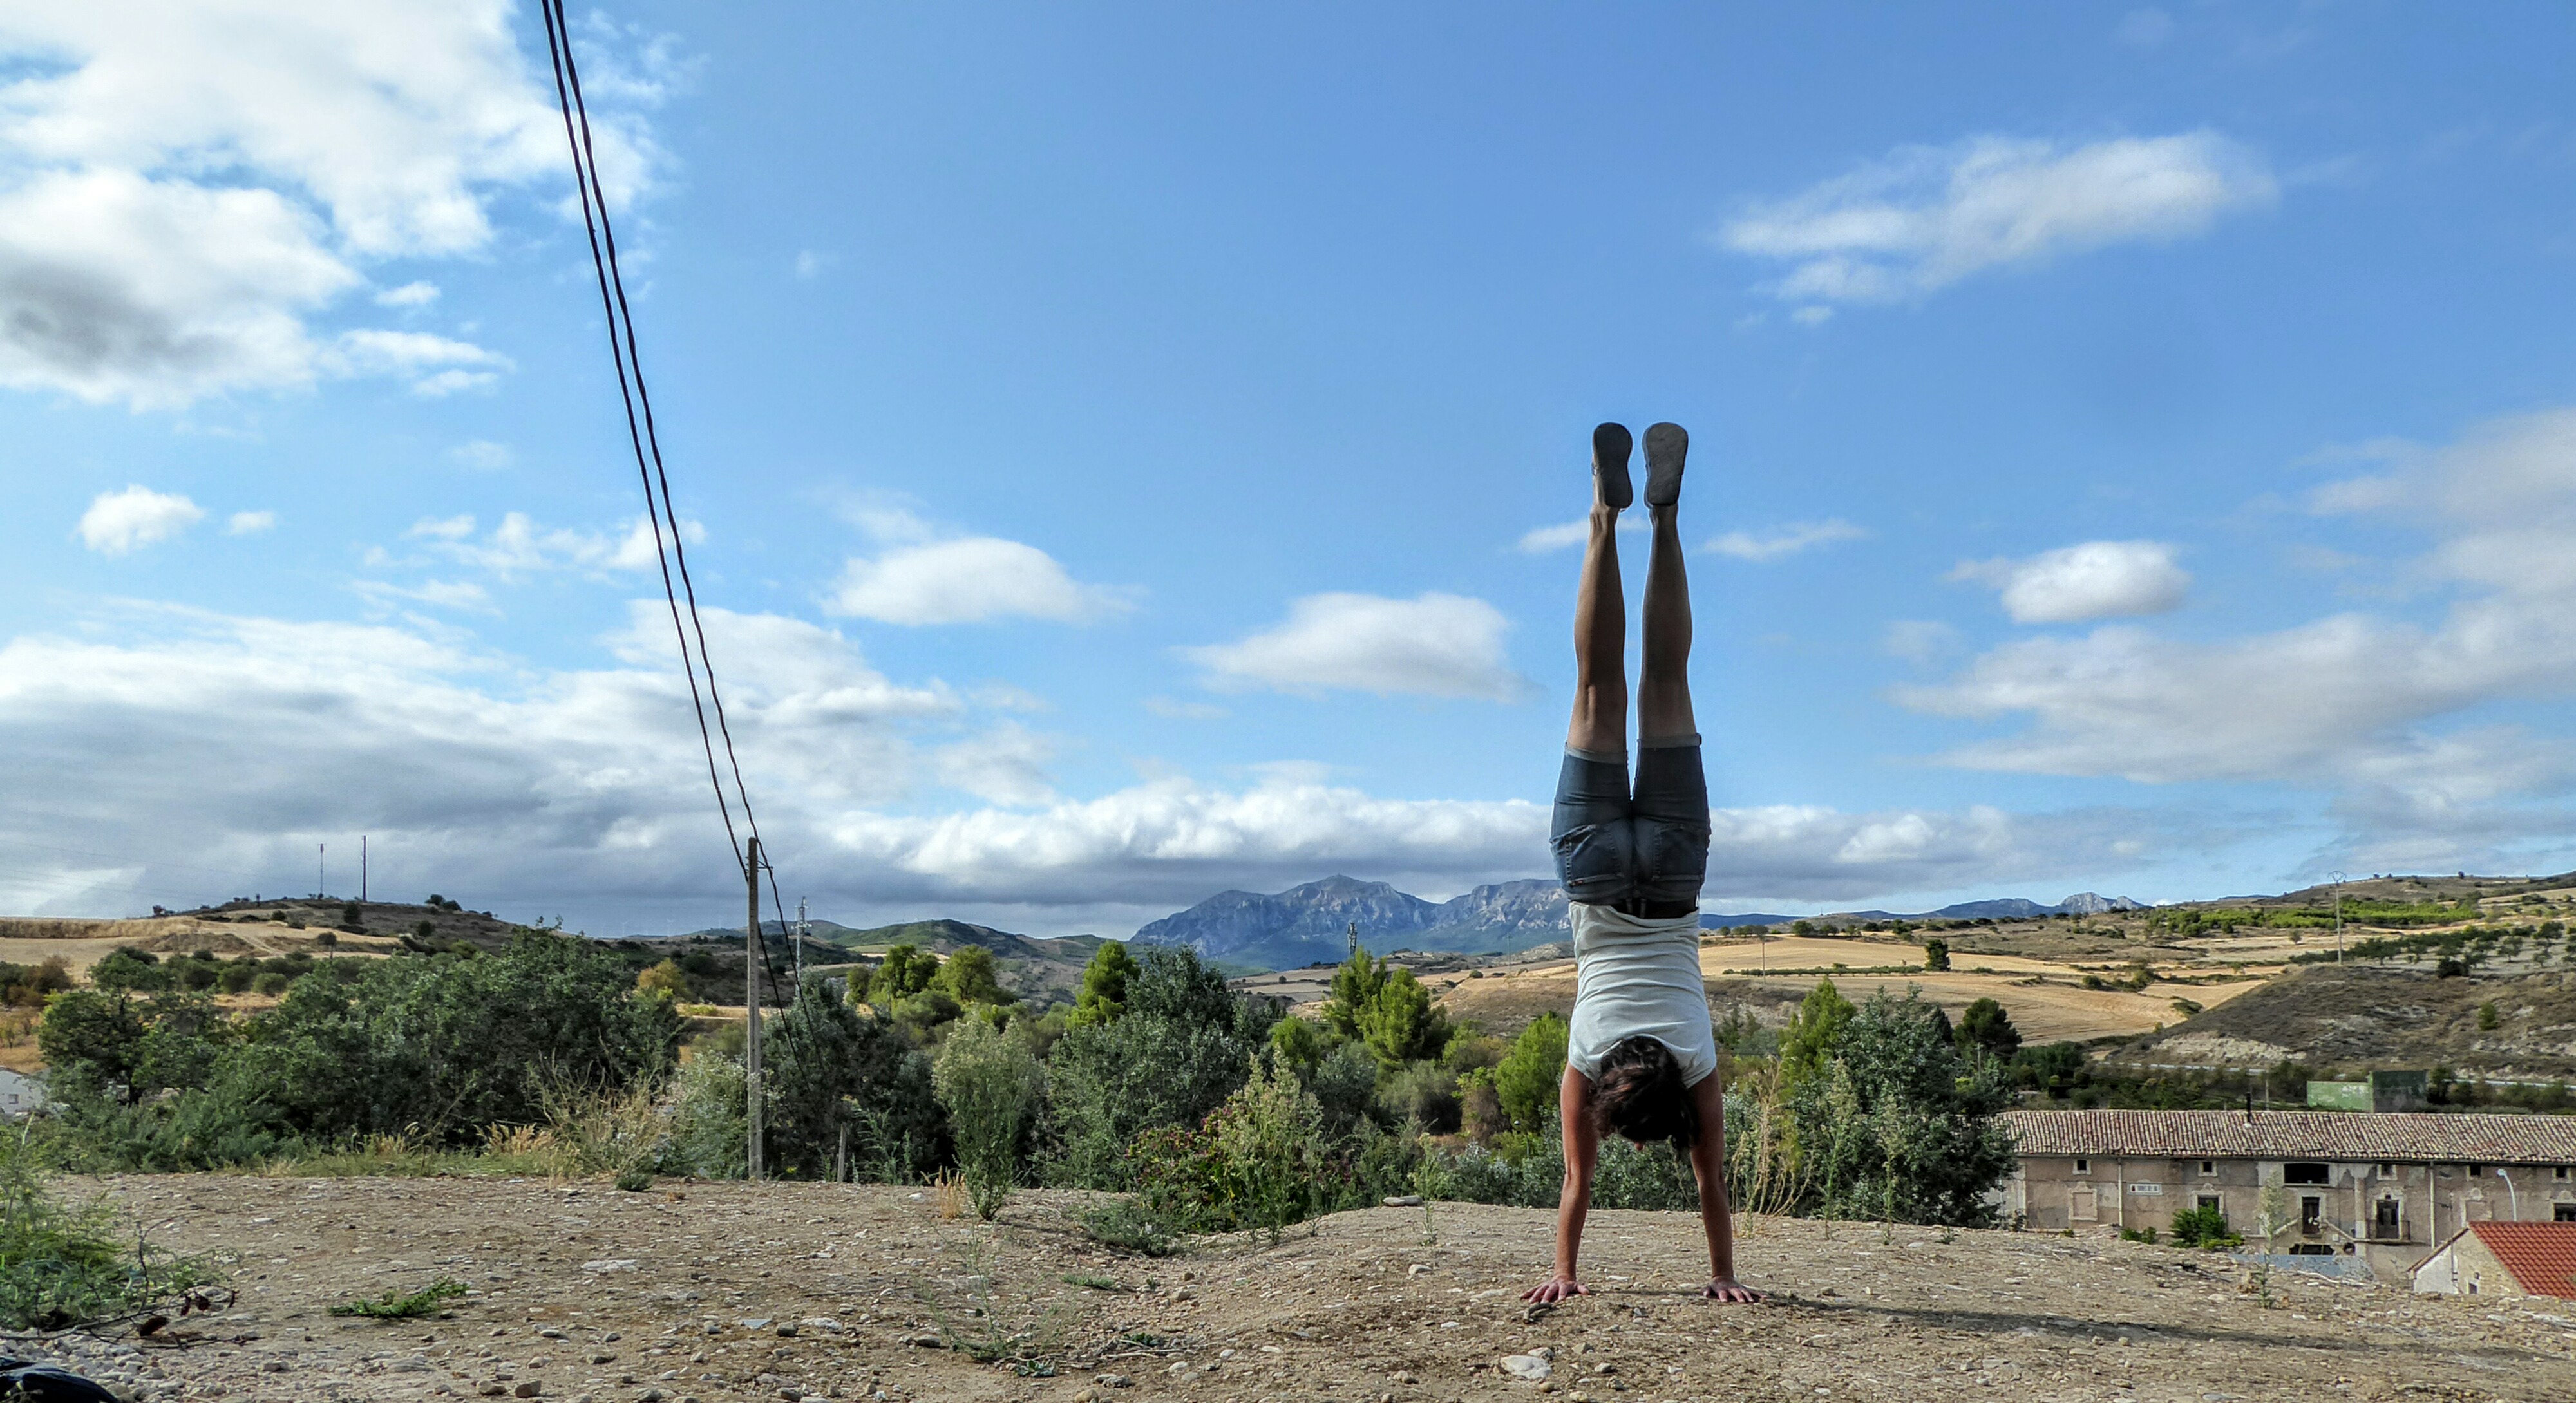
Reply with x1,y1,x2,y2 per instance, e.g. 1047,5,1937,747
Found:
1567,424,1632,756
1638,424,1694,740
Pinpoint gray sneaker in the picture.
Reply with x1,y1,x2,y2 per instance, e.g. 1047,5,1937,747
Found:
1643,422,1687,506
1593,422,1633,510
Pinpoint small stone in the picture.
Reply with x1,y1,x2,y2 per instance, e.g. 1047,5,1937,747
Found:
739,1319,772,1331
592,1353,617,1364
514,1384,544,1399
634,1392,665,1403
1593,1363,1616,1375
773,1323,798,1338
1501,1355,1553,1382
539,1328,567,1340
479,1388,509,1398
1383,1195,1425,1208
1407,1264,1431,1276
905,1333,943,1348
1096,1375,1132,1389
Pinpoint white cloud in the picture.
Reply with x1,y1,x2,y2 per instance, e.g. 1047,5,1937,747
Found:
329,328,514,396
451,440,513,470
0,597,2191,928
1790,305,1834,326
1705,518,1868,562
1951,540,2190,623
225,509,276,535
76,484,202,554
353,578,493,614
1897,408,2576,872
375,281,439,308
1515,514,1643,554
935,724,1058,807
420,511,695,581
828,534,1133,626
0,3,661,407
793,250,833,279
1184,592,1527,701
1720,131,2275,305
408,513,477,541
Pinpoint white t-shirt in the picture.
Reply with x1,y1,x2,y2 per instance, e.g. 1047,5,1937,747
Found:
1566,903,1719,1089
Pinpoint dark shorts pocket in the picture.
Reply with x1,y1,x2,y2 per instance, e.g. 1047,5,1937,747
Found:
1638,818,1709,905
1551,820,1636,905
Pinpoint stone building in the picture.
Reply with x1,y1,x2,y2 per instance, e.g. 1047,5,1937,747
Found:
2002,1109,2576,1283
2413,1221,2576,1299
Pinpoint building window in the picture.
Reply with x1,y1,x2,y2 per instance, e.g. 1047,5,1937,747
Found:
2285,1162,2330,1186
2074,1158,2090,1175
2376,1198,2400,1237
2378,1162,2394,1176
2198,1194,2222,1213
2302,1195,2323,1226
2557,1167,2570,1182
2556,1204,2576,1223
2199,1160,2215,1175
2470,1164,2485,1177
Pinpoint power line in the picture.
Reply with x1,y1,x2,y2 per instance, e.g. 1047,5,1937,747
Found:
538,0,795,1008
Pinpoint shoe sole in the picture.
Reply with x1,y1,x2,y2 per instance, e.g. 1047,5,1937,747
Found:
1643,422,1687,505
1593,422,1633,510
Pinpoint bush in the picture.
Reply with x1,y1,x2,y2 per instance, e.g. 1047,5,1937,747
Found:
0,1132,221,1328
762,980,943,1182
1922,939,1949,972
1043,946,1273,1188
1375,1060,1460,1132
251,972,290,997
1492,1013,1568,1134
1079,1196,1183,1257
2168,1204,2240,1249
1132,1061,1345,1241
932,1018,1045,1219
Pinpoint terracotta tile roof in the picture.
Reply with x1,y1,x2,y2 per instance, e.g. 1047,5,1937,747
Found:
2469,1222,2576,1299
2003,1109,2576,1164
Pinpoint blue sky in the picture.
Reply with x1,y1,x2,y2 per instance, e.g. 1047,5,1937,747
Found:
7,2,2576,937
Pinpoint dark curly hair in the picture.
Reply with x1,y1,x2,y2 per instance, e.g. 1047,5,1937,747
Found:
1591,1034,1699,1150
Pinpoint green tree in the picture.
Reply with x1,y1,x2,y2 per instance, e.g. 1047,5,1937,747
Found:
1779,977,1857,1085
1492,1013,1569,1134
866,944,939,1004
934,1017,1046,1219
1356,966,1451,1065
635,959,690,1002
1956,997,2022,1061
762,977,943,1182
1043,946,1274,1188
1922,939,1949,972
933,945,1012,1008
1322,946,1390,1039
2478,1000,2501,1031
1268,1013,1333,1076
1071,941,1139,1026
1790,988,2016,1225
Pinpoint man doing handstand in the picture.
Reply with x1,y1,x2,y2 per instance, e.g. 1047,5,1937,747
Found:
1522,421,1761,1307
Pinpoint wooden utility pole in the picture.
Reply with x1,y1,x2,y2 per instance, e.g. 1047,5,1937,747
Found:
745,836,764,1182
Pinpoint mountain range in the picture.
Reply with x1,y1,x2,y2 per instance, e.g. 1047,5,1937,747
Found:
1129,877,2148,970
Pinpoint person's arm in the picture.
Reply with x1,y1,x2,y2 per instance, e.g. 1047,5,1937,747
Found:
1522,1064,1598,1303
1685,1069,1761,1302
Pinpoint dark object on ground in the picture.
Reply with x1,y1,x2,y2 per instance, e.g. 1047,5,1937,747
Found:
0,1358,119,1402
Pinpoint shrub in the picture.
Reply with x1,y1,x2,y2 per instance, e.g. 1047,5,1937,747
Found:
1079,1197,1183,1257
1375,1060,1459,1132
251,972,290,997
762,979,943,1182
0,1132,222,1328
2168,1204,2240,1248
636,959,690,1001
1922,939,1949,972
1043,946,1272,1188
933,1018,1045,1219
867,945,940,1004
1492,1013,1569,1134
1132,1061,1344,1241
2478,1001,2502,1031
1956,997,2021,1061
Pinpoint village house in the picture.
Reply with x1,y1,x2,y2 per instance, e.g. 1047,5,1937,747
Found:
0,1066,45,1119
2413,1221,2576,1299
2002,1108,2576,1283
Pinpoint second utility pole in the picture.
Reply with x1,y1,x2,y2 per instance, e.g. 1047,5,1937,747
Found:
745,836,764,1182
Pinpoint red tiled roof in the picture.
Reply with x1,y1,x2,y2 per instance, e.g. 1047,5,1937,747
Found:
2003,1109,2576,1164
2469,1223,2576,1300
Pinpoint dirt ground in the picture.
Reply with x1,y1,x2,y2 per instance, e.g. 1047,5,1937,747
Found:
11,1176,2574,1403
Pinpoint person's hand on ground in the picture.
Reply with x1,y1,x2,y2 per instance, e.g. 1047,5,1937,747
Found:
1701,1276,1763,1303
1521,1277,1591,1304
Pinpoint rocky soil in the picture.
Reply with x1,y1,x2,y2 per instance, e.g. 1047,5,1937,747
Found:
9,1176,2575,1403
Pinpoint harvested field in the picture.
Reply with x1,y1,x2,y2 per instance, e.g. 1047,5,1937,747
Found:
1419,936,2273,1045
0,914,400,975
10,1175,2572,1403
